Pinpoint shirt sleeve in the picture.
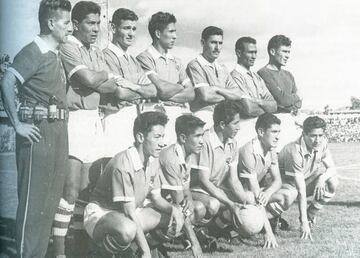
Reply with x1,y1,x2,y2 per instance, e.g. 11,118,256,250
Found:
258,76,275,101
60,42,88,80
186,61,210,89
111,168,135,202
159,156,184,191
238,148,257,179
9,44,40,84
192,142,211,172
136,52,157,75
223,66,238,89
175,58,191,87
231,71,251,97
103,49,122,76
279,146,304,180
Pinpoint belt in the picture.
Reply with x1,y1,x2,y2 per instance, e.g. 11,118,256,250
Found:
18,105,68,122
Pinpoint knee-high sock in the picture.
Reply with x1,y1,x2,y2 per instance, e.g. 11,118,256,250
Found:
72,199,88,231
53,198,75,238
308,191,335,218
267,202,286,218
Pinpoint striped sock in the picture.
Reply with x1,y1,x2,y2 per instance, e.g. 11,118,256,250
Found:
72,199,88,231
267,202,285,218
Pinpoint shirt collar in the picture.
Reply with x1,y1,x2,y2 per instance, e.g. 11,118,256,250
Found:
299,136,314,157
174,143,186,165
128,146,153,172
67,35,95,49
208,127,233,150
196,54,220,70
147,45,174,60
34,36,58,54
108,42,128,58
235,63,252,76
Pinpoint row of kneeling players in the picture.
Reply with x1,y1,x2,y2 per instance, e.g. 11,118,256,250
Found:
0,0,337,257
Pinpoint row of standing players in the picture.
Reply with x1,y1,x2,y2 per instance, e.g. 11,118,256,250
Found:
0,1,338,257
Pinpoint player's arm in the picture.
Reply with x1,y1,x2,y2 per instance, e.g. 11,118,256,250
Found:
145,73,184,100
215,87,244,101
259,157,282,206
149,190,184,235
227,163,255,204
121,201,151,257
256,98,277,113
261,206,279,248
294,174,312,240
239,98,265,117
168,83,195,103
0,71,41,143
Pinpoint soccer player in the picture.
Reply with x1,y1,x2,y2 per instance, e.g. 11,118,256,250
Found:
0,0,72,256
83,112,184,257
190,100,254,240
52,1,125,256
238,113,281,248
137,11,194,144
186,26,243,129
102,8,157,158
231,36,277,147
159,115,206,255
271,116,338,240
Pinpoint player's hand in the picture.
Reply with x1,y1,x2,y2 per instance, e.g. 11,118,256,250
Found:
263,232,278,248
314,179,326,201
170,206,184,235
257,191,271,206
231,203,245,224
300,222,313,241
181,199,194,217
15,122,41,144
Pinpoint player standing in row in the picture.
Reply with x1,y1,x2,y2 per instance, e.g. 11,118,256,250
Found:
102,8,157,158
0,0,72,257
83,112,184,257
137,12,194,144
272,116,338,240
52,1,126,256
187,26,243,130
231,36,277,147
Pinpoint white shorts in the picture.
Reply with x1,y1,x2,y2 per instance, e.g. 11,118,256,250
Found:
84,202,112,239
193,110,213,131
68,109,105,163
103,106,138,158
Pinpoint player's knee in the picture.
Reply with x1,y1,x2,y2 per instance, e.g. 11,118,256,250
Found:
193,201,206,221
327,176,339,193
207,198,221,215
283,192,297,210
115,221,136,244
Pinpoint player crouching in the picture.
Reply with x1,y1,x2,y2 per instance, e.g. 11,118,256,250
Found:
270,116,338,240
83,112,184,257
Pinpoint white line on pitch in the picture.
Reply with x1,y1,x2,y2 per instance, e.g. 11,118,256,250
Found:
338,176,360,182
336,163,360,169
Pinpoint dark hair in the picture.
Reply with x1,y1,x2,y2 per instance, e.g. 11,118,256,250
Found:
148,12,176,41
175,115,205,138
267,35,291,55
213,100,241,126
133,111,168,139
255,113,281,132
201,26,223,41
235,37,256,52
71,1,100,23
38,0,71,33
112,8,138,26
303,116,326,134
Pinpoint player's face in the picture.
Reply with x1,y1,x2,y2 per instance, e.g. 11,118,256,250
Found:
202,35,223,62
74,13,101,45
303,128,325,152
52,10,72,44
158,23,177,50
223,113,241,139
239,43,257,69
113,19,136,50
184,127,205,154
143,125,165,158
272,45,291,67
260,124,281,149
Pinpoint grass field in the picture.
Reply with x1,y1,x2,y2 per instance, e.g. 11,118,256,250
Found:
1,143,360,258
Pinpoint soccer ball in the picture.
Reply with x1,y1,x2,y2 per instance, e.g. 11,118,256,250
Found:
232,204,265,237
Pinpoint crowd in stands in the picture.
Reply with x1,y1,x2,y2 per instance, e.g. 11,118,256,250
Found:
324,116,360,143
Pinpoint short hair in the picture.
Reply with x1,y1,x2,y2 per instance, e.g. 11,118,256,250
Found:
201,26,223,41
255,113,281,132
112,8,138,26
175,115,205,138
235,37,256,52
303,116,326,134
267,35,291,55
213,100,241,126
38,0,71,33
133,111,168,139
148,12,176,41
71,1,100,23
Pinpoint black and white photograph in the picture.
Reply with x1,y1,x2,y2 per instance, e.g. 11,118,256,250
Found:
1,0,359,257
